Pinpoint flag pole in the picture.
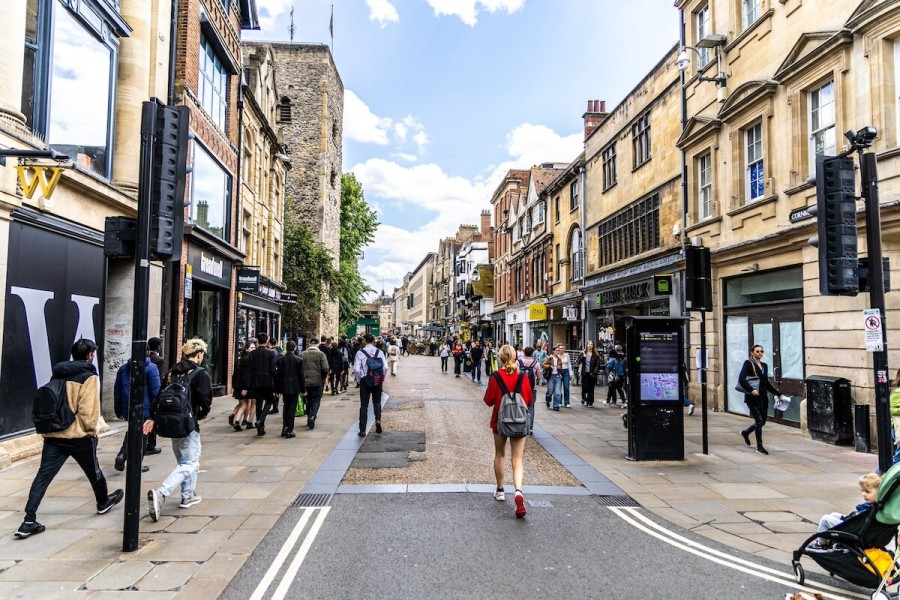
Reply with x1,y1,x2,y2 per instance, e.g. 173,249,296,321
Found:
329,4,334,53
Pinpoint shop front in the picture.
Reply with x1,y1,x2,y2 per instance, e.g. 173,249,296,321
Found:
505,306,527,347
0,212,106,437
527,303,549,351
236,268,283,355
723,266,804,426
490,311,505,345
185,243,233,393
546,291,583,351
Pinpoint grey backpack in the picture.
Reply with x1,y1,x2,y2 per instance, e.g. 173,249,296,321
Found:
494,372,529,438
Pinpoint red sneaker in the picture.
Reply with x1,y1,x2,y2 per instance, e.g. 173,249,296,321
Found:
514,491,526,518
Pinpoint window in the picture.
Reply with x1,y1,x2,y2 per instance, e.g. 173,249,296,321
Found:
535,201,545,224
745,123,764,202
190,142,232,241
279,97,292,123
697,153,712,220
22,0,120,178
513,221,521,242
808,80,835,173
695,5,710,68
598,194,660,266
632,112,651,168
742,0,760,29
602,143,617,190
570,228,583,281
570,180,580,211
554,196,560,222
555,243,561,280
199,34,228,132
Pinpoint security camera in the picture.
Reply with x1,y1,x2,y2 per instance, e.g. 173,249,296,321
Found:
676,50,690,72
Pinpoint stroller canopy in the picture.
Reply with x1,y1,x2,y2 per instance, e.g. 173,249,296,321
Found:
876,462,900,525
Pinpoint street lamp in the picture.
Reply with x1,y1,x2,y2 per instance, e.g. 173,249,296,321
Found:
677,33,728,102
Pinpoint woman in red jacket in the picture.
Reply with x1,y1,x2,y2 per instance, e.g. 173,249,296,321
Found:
483,344,533,518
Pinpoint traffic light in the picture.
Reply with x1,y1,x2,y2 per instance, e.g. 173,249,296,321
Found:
684,245,712,311
149,101,190,261
809,155,858,296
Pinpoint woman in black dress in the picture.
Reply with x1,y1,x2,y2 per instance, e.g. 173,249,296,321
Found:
737,344,782,455
576,341,602,407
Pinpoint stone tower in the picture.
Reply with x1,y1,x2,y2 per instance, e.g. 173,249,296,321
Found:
256,42,343,335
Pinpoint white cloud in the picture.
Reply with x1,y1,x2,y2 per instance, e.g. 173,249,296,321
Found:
426,0,525,26
366,0,400,27
413,130,430,155
354,120,583,293
254,0,295,35
344,90,392,145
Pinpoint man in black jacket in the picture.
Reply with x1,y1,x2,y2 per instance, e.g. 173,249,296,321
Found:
144,337,168,455
275,341,305,438
249,333,278,436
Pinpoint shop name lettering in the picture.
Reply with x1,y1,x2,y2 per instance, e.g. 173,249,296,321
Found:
201,254,223,278
598,283,651,306
9,286,100,386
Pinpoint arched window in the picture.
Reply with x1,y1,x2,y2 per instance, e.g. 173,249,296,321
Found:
570,228,583,281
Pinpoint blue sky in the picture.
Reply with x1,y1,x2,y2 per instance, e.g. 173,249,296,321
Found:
245,0,680,298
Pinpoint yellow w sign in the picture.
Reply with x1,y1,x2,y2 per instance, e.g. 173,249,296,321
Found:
15,166,64,200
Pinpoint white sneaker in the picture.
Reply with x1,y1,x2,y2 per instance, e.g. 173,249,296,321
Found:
493,488,506,502
179,495,202,509
688,404,695,416
147,489,162,522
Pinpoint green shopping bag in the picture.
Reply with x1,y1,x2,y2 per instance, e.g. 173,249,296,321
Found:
295,396,306,417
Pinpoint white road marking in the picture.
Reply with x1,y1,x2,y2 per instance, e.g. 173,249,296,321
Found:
271,507,331,600
611,507,866,600
249,507,315,600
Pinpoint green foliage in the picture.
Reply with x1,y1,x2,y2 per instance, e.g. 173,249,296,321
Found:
281,222,338,336
336,173,378,328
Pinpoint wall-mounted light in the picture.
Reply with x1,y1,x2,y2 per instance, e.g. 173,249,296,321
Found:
677,34,729,101
740,263,759,273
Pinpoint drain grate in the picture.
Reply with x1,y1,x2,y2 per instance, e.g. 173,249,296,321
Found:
290,493,332,508
593,495,641,508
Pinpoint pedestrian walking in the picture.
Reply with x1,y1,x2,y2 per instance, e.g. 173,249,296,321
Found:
144,338,213,521
354,333,389,437
605,350,626,405
439,341,450,373
483,341,494,377
230,340,255,432
301,335,330,429
249,333,278,436
469,341,483,383
267,337,283,414
890,368,900,464
328,340,343,394
737,344,783,455
145,337,167,455
452,341,464,377
275,341,305,438
518,346,541,432
387,338,400,376
15,339,124,539
682,361,695,416
576,341,601,407
543,345,565,410
400,335,409,356
532,343,547,384
113,356,160,473
339,338,351,391
484,344,532,518
556,344,572,407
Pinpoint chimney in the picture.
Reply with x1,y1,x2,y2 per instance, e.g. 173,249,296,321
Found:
583,98,608,141
480,210,491,238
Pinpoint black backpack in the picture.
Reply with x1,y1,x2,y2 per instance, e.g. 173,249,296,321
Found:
517,359,536,389
33,378,76,433
155,368,201,438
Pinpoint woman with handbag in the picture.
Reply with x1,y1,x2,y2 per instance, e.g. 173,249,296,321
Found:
452,341,464,378
576,341,602,407
737,344,782,455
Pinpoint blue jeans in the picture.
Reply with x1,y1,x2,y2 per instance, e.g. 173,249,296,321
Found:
548,375,563,408
158,430,201,501
561,370,571,406
471,362,482,382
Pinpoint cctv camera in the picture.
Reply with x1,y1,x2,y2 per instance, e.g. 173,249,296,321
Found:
676,51,690,72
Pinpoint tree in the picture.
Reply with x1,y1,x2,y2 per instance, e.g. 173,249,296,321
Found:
281,222,339,336
335,173,378,328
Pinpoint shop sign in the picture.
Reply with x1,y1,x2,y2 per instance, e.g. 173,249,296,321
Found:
15,165,65,200
280,292,297,305
596,282,652,308
563,306,579,321
527,303,547,321
200,253,223,279
653,274,673,296
237,268,260,293
184,264,193,299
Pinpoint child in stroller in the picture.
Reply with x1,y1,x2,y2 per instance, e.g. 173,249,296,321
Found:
814,473,881,548
792,463,900,597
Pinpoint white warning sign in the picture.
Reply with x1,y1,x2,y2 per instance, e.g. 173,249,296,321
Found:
863,308,884,352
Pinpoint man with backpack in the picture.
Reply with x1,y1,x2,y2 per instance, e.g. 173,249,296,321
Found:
518,347,542,433
353,333,389,437
144,338,213,521
249,333,278,436
16,339,124,539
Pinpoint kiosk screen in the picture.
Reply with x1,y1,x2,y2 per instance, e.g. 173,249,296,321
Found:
638,331,679,401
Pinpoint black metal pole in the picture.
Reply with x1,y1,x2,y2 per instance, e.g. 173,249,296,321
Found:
860,151,891,473
700,309,708,455
123,101,156,552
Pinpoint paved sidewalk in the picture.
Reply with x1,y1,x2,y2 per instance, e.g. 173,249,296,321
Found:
0,356,880,597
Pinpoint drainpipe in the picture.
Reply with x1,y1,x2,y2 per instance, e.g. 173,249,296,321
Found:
678,9,690,358
162,0,179,365
167,0,178,105
579,164,587,350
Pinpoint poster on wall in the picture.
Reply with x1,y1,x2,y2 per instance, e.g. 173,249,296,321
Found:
0,222,105,436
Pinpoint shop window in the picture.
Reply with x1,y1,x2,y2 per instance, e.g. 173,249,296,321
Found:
22,0,120,178
744,122,764,202
198,34,228,132
808,80,835,174
724,267,803,305
190,142,232,241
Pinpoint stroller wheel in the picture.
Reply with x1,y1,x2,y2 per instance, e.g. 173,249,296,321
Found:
792,562,805,585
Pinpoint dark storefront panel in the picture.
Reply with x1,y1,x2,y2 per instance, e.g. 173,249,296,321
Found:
185,282,227,390
1,222,105,437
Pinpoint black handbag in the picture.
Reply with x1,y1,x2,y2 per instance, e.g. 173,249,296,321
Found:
735,362,760,393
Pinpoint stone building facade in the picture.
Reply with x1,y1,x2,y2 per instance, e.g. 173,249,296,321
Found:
489,170,531,342
264,43,343,337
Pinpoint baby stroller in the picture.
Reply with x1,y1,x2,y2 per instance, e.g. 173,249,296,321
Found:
792,463,900,599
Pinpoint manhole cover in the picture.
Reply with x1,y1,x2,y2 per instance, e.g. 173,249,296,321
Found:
527,500,553,508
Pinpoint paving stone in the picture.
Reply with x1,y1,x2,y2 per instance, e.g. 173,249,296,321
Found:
192,553,246,581
83,560,155,590
173,575,228,600
0,559,108,582
0,580,90,599
136,561,200,591
165,516,213,533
